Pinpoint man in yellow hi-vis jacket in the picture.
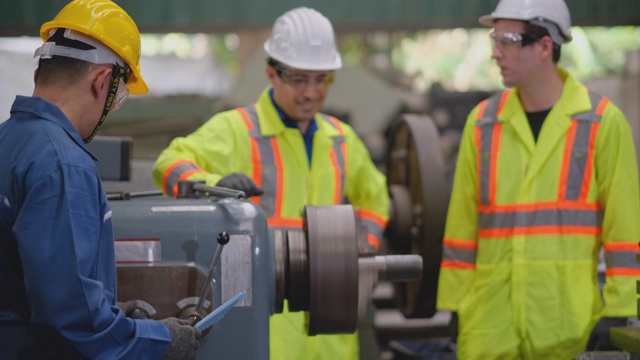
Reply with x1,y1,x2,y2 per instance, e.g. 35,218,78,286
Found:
152,7,389,360
436,0,640,359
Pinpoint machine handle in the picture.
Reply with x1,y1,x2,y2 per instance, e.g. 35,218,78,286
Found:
195,232,230,315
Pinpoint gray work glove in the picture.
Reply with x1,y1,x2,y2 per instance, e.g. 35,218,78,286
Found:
217,173,264,197
160,317,202,360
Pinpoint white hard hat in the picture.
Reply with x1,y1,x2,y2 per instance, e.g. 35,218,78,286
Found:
479,0,572,44
264,7,342,71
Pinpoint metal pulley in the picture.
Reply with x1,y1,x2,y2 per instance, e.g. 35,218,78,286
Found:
385,114,450,318
273,204,423,334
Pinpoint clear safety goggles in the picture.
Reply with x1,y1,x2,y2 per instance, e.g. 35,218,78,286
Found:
489,31,541,51
111,77,130,111
108,65,131,112
271,63,334,92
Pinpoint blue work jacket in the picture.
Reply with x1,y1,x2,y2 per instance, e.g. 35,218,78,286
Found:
0,96,171,359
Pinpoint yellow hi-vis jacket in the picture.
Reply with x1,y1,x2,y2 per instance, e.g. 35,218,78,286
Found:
437,69,640,360
153,87,389,360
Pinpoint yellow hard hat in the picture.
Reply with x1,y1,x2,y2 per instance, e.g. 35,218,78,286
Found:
40,0,148,94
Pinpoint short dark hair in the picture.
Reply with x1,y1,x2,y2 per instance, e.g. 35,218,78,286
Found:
524,22,561,63
35,56,94,88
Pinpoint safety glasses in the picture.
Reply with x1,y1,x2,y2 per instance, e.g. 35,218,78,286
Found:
109,65,131,112
489,31,541,51
271,63,334,92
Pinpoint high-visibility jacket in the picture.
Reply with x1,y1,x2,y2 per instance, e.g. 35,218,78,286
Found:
153,87,389,360
437,70,640,360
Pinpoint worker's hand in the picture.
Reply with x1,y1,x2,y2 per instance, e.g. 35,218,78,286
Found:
217,173,264,197
160,317,202,360
586,317,627,351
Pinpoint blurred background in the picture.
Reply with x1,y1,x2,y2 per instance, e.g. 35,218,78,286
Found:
1,1,639,175
1,2,639,358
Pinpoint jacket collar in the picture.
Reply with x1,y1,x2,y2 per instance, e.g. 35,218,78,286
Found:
11,96,97,160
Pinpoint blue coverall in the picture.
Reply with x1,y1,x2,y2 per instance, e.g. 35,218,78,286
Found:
0,96,171,359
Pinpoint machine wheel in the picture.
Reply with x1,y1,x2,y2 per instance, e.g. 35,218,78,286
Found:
385,114,450,318
304,205,359,334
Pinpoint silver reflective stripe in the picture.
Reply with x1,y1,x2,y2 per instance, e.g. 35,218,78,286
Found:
165,162,200,196
242,106,277,218
476,92,504,205
115,239,161,264
442,246,477,265
605,251,640,269
320,114,346,203
564,91,605,200
479,208,603,229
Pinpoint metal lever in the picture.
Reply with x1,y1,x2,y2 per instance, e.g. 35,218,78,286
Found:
195,231,230,315
177,180,246,199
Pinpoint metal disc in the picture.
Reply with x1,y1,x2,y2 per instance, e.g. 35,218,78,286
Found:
286,229,309,312
385,114,449,318
304,205,359,335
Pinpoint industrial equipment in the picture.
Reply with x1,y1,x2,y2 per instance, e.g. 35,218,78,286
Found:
91,138,423,359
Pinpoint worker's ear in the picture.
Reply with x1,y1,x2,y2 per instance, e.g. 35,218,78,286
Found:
266,65,278,86
90,66,113,100
538,36,555,62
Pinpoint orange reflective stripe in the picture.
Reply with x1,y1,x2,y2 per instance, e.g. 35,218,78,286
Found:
488,123,501,204
595,97,610,116
356,209,387,228
559,120,578,200
479,225,601,238
271,138,285,219
268,218,303,228
162,160,199,196
480,201,602,213
580,122,599,201
170,168,205,198
496,90,509,114
443,238,478,250
441,260,476,270
330,148,342,204
249,137,262,206
606,268,640,277
475,99,488,121
236,106,255,131
475,91,509,206
604,242,639,252
328,116,345,136
367,234,380,251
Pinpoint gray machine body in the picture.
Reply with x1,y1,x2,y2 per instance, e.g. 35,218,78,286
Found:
110,196,273,360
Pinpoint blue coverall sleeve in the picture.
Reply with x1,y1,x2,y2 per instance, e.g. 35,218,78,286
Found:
13,164,171,359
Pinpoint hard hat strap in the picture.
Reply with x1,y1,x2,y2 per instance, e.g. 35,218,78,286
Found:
35,28,126,67
528,18,564,45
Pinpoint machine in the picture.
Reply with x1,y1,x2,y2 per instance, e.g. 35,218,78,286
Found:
92,137,424,359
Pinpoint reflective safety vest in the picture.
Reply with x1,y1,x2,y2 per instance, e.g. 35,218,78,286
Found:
152,87,389,360
436,70,640,359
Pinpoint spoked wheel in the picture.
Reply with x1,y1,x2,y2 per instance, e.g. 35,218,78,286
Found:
385,114,450,318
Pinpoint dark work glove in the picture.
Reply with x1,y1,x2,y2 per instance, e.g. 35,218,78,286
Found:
160,317,202,360
586,317,627,351
217,173,264,197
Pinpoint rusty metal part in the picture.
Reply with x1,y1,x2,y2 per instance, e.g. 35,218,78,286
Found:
304,205,359,335
386,114,449,318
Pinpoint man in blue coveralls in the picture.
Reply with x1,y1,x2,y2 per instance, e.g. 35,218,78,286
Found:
0,1,201,359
